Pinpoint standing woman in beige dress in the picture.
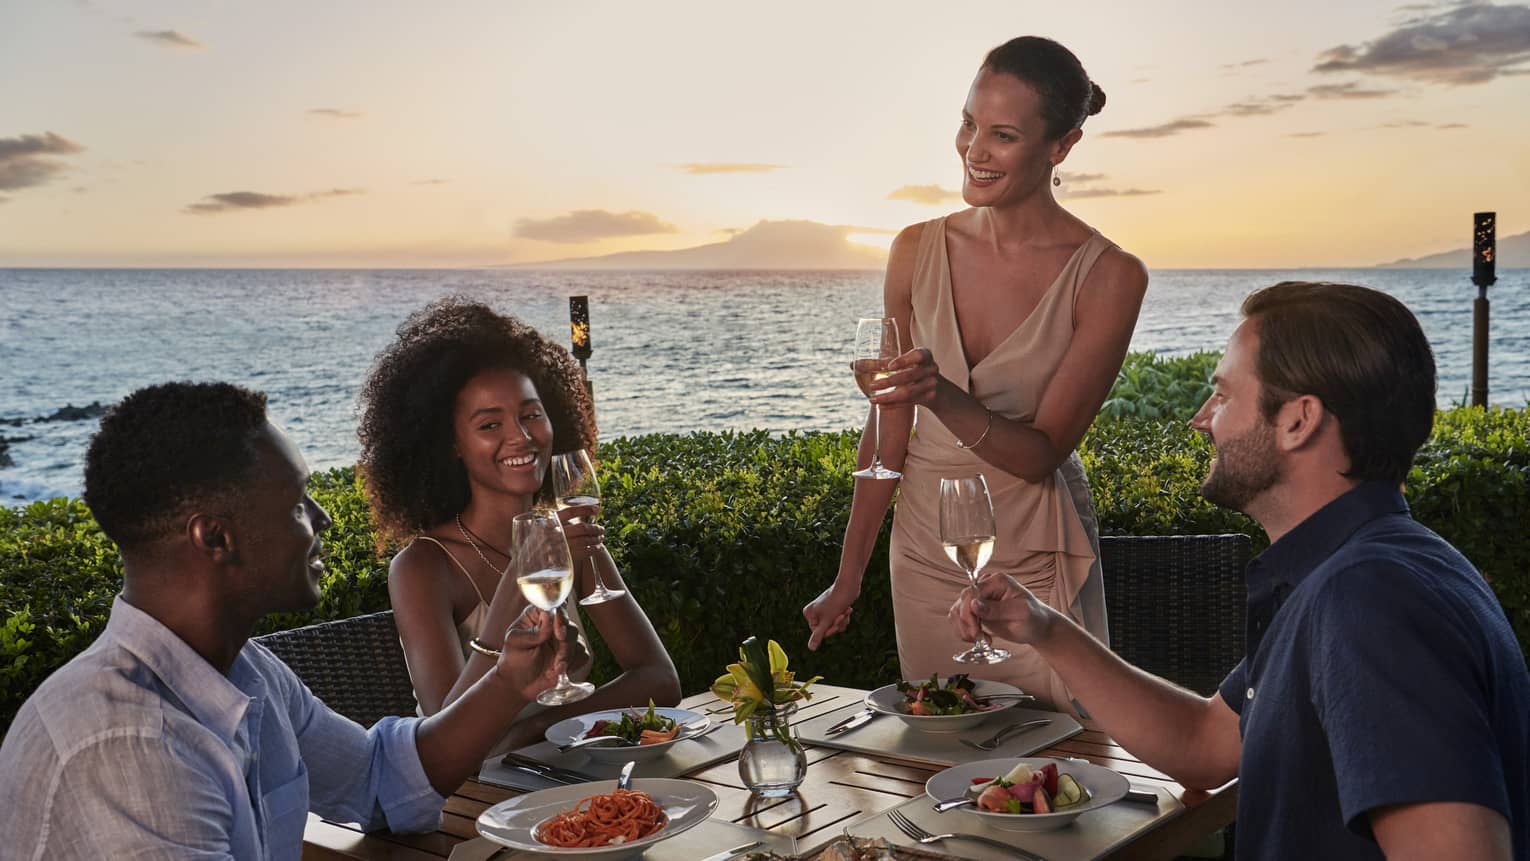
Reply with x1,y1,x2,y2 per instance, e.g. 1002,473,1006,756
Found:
803,36,1147,715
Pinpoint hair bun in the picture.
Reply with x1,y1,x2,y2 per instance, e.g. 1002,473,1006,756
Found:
1087,82,1106,116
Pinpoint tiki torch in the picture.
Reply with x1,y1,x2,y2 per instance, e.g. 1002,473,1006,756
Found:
569,295,593,399
1471,212,1495,408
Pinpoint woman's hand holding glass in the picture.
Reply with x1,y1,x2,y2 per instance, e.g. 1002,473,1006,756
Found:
512,510,595,705
865,346,943,410
551,449,626,605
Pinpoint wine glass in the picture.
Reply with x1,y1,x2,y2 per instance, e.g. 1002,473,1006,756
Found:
551,449,626,606
512,510,595,705
939,474,1010,664
851,317,902,480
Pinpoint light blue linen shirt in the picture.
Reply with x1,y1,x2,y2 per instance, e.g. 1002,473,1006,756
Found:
0,597,446,860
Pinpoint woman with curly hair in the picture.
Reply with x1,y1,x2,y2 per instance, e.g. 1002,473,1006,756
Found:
360,297,680,754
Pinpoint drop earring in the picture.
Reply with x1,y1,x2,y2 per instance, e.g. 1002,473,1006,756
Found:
1053,174,1061,187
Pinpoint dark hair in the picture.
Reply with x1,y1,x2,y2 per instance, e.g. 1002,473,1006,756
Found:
84,381,269,550
358,297,597,546
1242,281,1436,484
983,36,1105,140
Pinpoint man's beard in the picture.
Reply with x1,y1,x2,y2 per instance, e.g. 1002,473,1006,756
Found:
1200,419,1280,512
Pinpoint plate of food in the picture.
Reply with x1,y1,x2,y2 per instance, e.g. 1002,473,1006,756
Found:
925,757,1129,832
544,703,711,763
865,674,1026,733
476,777,717,856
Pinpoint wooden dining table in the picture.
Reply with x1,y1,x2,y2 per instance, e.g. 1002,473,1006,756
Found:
302,688,1236,861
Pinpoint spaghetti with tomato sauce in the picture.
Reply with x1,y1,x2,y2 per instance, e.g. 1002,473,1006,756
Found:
534,788,667,848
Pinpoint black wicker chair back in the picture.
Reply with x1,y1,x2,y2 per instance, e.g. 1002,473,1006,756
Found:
1100,534,1252,697
253,610,418,727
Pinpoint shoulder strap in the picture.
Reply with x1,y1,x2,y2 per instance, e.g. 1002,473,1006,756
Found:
412,535,492,608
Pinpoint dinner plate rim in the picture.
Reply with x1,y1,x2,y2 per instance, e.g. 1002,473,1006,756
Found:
924,755,1130,825
476,777,719,854
543,706,711,761
864,679,1024,721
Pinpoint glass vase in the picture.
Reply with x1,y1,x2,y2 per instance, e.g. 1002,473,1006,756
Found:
737,703,807,797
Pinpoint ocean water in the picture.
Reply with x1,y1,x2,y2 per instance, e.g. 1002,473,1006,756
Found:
2,267,1526,504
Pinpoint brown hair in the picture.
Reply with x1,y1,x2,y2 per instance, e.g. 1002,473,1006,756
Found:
983,36,1105,140
1242,281,1436,484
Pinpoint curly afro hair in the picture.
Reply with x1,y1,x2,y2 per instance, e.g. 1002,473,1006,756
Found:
84,381,269,551
358,297,597,546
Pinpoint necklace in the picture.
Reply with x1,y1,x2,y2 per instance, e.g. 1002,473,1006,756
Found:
456,514,512,578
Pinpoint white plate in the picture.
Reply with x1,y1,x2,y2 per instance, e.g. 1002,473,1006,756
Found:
865,679,1024,733
544,707,710,763
926,757,1130,832
477,777,718,857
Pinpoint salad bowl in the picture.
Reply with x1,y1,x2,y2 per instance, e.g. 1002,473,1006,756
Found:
544,706,710,764
865,676,1026,733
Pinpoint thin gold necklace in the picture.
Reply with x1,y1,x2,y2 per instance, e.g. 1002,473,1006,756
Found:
455,514,511,578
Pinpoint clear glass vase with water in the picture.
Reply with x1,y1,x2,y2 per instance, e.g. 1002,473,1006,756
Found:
737,703,807,797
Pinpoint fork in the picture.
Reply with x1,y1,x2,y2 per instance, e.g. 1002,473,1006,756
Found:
960,718,1052,751
887,809,1048,861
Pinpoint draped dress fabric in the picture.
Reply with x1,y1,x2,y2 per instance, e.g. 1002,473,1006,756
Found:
408,536,594,757
889,215,1112,715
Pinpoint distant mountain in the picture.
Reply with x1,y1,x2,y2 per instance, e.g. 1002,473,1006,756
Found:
507,219,888,270
1376,229,1530,269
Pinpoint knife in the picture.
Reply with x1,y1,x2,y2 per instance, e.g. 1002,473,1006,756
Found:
824,708,877,735
499,753,593,785
696,839,764,861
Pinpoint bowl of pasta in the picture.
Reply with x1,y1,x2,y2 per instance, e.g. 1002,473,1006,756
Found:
544,704,711,763
476,778,718,857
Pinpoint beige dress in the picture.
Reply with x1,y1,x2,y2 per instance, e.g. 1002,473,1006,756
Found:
890,215,1111,716
409,536,594,757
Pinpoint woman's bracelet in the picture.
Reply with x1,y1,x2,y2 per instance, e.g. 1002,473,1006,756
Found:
956,407,994,450
468,637,502,659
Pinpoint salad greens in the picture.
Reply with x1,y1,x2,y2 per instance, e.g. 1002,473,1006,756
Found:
584,700,679,744
896,674,998,716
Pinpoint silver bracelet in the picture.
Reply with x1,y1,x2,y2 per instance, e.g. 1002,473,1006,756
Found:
956,408,994,450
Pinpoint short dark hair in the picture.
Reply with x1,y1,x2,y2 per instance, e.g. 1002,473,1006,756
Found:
1242,281,1436,484
357,297,598,546
84,382,269,550
983,36,1106,140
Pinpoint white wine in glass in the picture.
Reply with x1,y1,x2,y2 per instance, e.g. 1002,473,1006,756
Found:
512,510,594,705
550,449,626,606
852,317,902,480
939,474,1010,664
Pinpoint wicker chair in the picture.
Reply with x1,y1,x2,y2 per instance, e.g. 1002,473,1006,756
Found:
1100,534,1252,697
253,610,419,727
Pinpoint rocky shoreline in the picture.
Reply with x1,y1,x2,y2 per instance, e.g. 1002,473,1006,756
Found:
0,401,111,470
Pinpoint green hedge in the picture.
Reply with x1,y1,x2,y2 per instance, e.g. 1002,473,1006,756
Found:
4,406,1528,734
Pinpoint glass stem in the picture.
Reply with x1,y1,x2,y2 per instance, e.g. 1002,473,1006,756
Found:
871,403,883,467
969,570,991,651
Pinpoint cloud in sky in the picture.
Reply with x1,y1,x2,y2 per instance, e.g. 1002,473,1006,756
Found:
887,184,961,205
134,29,204,49
0,132,86,201
1306,81,1398,99
1314,2,1530,85
672,163,786,174
513,209,678,243
183,187,364,215
412,178,449,185
1101,118,1214,139
306,108,363,120
1065,187,1161,199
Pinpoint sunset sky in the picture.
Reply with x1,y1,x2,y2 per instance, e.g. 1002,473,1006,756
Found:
1,0,1527,268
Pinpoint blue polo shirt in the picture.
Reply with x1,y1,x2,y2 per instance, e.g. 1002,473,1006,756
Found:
1218,481,1529,860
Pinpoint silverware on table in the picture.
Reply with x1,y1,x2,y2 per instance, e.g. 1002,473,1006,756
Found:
824,708,877,735
616,760,635,791
499,753,592,785
888,808,1048,861
931,795,975,813
960,718,1053,751
696,839,764,861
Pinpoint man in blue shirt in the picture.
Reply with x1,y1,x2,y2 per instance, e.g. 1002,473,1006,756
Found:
0,382,588,859
950,282,1528,859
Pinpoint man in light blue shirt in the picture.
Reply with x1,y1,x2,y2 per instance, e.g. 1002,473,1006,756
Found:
0,382,585,860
